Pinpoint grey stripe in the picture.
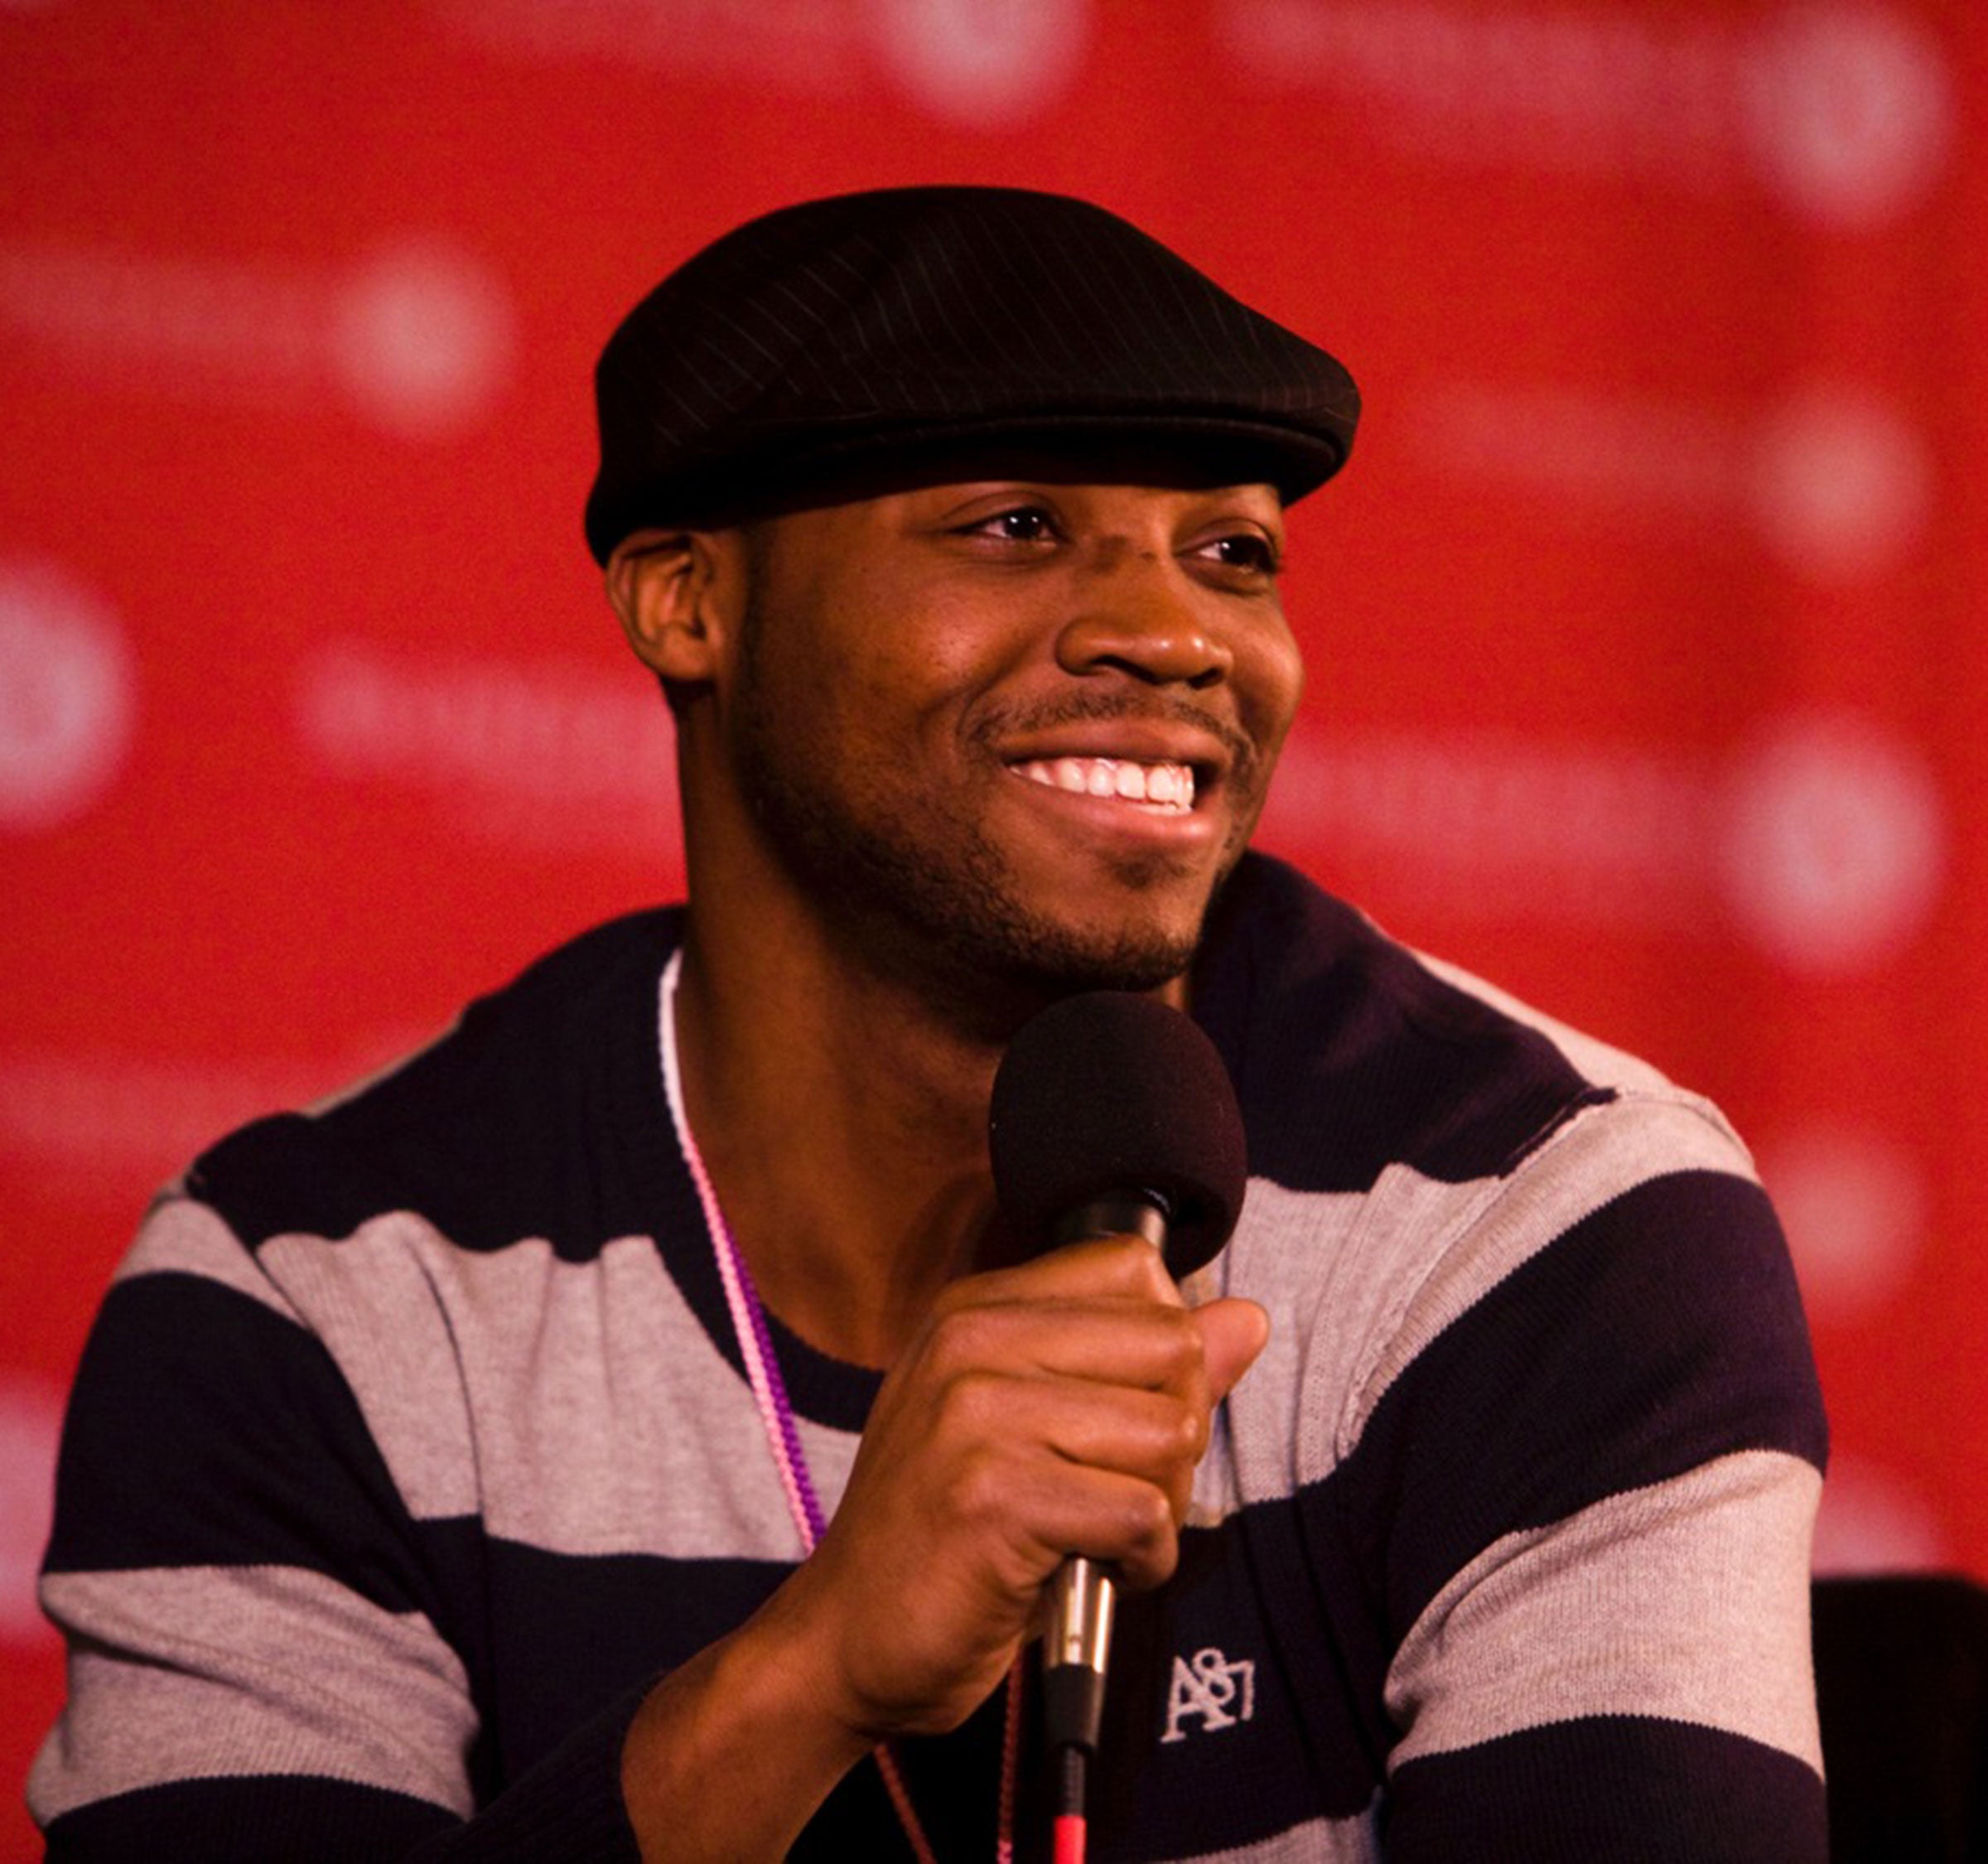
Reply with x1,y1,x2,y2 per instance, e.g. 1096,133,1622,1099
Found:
115,1195,306,1324
1385,1449,1824,1773
1208,1089,1762,1502
1344,1092,1762,1453
29,1564,476,1823
1179,1800,1381,1861
253,1220,855,1555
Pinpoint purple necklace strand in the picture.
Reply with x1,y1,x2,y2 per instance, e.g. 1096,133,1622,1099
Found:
659,953,1020,1863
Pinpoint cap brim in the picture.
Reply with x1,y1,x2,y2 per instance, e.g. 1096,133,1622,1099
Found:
585,411,1348,559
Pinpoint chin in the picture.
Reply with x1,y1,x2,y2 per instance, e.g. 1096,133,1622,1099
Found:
1011,939,1193,997
958,896,1208,997
961,847,1241,997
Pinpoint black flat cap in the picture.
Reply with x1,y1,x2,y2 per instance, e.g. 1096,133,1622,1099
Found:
585,186,1359,563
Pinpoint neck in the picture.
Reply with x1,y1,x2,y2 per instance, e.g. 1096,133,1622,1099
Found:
668,920,1009,1369
663,740,1195,1366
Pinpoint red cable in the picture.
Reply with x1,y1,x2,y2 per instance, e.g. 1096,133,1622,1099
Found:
1053,1812,1088,1864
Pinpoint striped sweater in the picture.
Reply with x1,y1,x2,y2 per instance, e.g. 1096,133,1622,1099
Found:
31,853,1828,1860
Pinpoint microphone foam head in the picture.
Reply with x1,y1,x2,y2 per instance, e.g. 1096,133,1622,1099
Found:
988,992,1247,1277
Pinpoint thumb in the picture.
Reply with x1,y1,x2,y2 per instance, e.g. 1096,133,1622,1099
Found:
1194,1297,1270,1404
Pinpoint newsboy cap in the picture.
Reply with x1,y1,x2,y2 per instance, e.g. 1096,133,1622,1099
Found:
584,186,1359,562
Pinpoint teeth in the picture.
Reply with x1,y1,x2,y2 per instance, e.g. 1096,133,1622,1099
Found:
1014,757,1195,813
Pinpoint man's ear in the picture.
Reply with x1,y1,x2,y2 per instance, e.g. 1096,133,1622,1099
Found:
605,527,737,686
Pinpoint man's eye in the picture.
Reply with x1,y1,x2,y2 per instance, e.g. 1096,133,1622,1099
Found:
1198,533,1281,577
967,507,1057,544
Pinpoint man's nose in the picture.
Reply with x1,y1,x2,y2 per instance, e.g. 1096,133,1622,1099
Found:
1053,551,1233,689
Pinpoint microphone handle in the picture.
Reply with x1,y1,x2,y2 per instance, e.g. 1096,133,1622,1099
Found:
1043,1190,1170,1755
1044,1553,1116,1755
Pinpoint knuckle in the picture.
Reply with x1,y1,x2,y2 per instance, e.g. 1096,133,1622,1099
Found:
947,1442,1012,1530
1120,1239,1178,1301
936,1366,1004,1437
1131,1483,1174,1541
1164,1393,1209,1461
1158,1312,1205,1379
1118,1487,1180,1586
924,1304,999,1376
1078,1234,1169,1297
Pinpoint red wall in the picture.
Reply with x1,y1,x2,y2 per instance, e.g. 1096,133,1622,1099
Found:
3,2,1981,1849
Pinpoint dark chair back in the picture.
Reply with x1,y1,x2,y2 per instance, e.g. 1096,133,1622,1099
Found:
1813,1573,1988,1862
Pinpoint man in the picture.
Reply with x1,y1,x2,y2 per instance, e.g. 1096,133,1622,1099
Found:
31,187,1827,1859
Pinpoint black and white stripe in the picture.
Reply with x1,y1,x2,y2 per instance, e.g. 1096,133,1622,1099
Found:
32,855,1827,1860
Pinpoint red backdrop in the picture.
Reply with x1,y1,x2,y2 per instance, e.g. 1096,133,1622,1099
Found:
3,1,1982,1849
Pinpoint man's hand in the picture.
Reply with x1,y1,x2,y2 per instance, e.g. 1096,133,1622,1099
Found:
620,1235,1267,1859
782,1234,1269,1741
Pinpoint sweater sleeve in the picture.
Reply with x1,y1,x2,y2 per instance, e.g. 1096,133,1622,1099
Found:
29,1195,644,1863
1331,1099,1831,1859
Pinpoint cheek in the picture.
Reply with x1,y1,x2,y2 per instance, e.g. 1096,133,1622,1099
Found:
1240,623,1306,749
851,588,1034,730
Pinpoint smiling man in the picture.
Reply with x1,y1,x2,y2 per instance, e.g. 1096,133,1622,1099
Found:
33,189,1828,1862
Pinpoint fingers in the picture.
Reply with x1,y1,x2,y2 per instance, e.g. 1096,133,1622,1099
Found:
897,1244,1270,1561
934,1362,1206,1470
789,1234,1271,1743
919,1240,1267,1417
1195,1296,1270,1403
927,1366,1209,1544
943,1232,1187,1311
918,1412,1186,1591
914,1285,1205,1397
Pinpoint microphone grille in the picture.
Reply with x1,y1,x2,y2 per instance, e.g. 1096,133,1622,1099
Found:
988,992,1247,1277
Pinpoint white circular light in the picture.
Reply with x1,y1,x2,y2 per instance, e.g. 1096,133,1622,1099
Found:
868,0,1091,128
1812,1455,1947,1575
1750,391,1931,581
1719,712,1943,974
1742,6,1953,229
0,563,135,830
1759,1125,1926,1319
332,244,516,441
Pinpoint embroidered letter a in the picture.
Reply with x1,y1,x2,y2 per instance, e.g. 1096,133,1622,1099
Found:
1160,1647,1257,1742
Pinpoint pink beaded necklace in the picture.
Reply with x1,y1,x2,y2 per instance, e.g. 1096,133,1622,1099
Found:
659,952,1021,1863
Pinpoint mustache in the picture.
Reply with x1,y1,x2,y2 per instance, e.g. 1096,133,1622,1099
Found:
975,690,1261,778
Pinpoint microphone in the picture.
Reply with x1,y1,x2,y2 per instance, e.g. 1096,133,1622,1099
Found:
987,992,1247,1801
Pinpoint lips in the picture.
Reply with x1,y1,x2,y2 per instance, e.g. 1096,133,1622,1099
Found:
1011,756,1195,813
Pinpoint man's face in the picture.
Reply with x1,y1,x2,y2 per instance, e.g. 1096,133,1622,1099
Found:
717,471,1305,1000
